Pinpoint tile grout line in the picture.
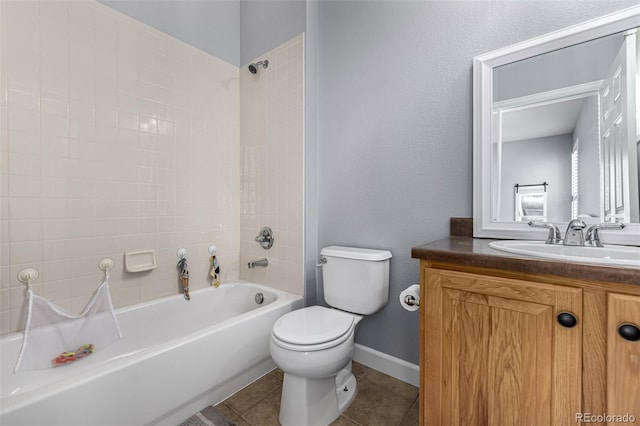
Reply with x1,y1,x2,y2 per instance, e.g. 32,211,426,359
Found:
218,402,243,422
396,395,419,426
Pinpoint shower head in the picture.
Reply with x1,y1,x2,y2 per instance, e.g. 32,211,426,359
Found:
248,60,269,74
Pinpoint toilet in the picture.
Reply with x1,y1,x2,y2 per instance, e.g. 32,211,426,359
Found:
269,246,392,426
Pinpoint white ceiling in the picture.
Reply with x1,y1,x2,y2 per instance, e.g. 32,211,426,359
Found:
500,96,591,142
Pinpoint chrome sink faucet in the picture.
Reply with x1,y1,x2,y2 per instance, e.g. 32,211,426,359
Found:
585,223,626,247
563,219,587,246
528,221,562,244
529,220,626,247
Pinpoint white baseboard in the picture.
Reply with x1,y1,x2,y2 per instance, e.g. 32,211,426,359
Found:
352,343,420,387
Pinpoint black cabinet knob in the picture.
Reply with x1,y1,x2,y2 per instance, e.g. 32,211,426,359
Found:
618,323,640,342
557,312,578,328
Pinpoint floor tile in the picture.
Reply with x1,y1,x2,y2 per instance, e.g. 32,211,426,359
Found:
214,403,250,425
240,391,281,425
351,361,368,379
215,364,418,426
365,368,419,400
399,398,419,426
269,368,284,381
224,373,282,416
341,375,416,426
330,415,361,425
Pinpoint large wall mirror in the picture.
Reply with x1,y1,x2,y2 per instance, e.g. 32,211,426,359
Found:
473,6,640,246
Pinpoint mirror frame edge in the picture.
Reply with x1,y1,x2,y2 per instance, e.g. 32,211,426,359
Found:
473,5,640,245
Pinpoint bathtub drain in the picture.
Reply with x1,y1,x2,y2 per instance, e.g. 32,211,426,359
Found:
255,293,264,304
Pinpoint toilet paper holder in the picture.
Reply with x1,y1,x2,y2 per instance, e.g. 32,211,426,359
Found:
403,294,419,307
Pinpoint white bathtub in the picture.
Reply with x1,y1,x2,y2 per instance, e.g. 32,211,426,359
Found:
0,282,303,426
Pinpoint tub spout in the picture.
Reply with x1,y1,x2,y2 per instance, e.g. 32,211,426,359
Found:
248,258,268,269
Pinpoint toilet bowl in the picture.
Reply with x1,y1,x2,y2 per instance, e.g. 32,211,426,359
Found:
269,246,392,426
270,306,362,426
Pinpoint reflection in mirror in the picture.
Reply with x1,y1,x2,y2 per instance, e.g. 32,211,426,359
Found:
491,29,639,225
514,183,548,222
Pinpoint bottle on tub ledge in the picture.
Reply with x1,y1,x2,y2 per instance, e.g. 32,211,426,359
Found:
177,248,190,301
209,245,220,288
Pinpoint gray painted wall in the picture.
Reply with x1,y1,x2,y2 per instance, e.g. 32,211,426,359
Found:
98,0,241,65
500,135,573,223
240,0,307,66
313,0,637,365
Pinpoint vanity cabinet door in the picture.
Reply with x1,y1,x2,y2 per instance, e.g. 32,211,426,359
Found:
421,268,582,426
607,293,640,421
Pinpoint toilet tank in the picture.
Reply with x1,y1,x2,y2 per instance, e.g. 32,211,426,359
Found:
320,246,392,315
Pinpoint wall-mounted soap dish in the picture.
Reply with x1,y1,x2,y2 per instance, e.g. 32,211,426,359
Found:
124,250,157,273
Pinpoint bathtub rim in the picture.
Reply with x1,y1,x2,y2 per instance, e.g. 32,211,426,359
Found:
1,280,296,345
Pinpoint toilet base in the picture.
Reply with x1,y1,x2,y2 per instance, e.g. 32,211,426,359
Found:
279,366,358,426
336,373,357,413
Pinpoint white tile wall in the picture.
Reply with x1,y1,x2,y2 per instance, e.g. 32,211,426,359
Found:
239,35,305,296
1,0,242,334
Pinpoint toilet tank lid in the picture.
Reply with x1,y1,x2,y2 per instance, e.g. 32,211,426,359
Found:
320,246,392,261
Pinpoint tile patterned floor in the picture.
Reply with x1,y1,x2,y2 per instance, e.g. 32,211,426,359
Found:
213,362,419,426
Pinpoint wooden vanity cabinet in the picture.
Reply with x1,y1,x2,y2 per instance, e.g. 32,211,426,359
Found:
419,261,640,426
607,293,640,419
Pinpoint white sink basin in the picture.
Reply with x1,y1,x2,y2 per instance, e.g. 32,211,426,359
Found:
488,240,640,268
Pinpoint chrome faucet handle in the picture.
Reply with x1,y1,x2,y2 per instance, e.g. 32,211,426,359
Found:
254,227,274,249
528,221,562,244
585,223,626,247
563,220,587,246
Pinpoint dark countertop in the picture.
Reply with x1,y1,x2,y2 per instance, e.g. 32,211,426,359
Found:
411,237,639,286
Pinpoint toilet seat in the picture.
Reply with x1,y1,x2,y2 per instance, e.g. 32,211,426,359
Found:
272,306,357,352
